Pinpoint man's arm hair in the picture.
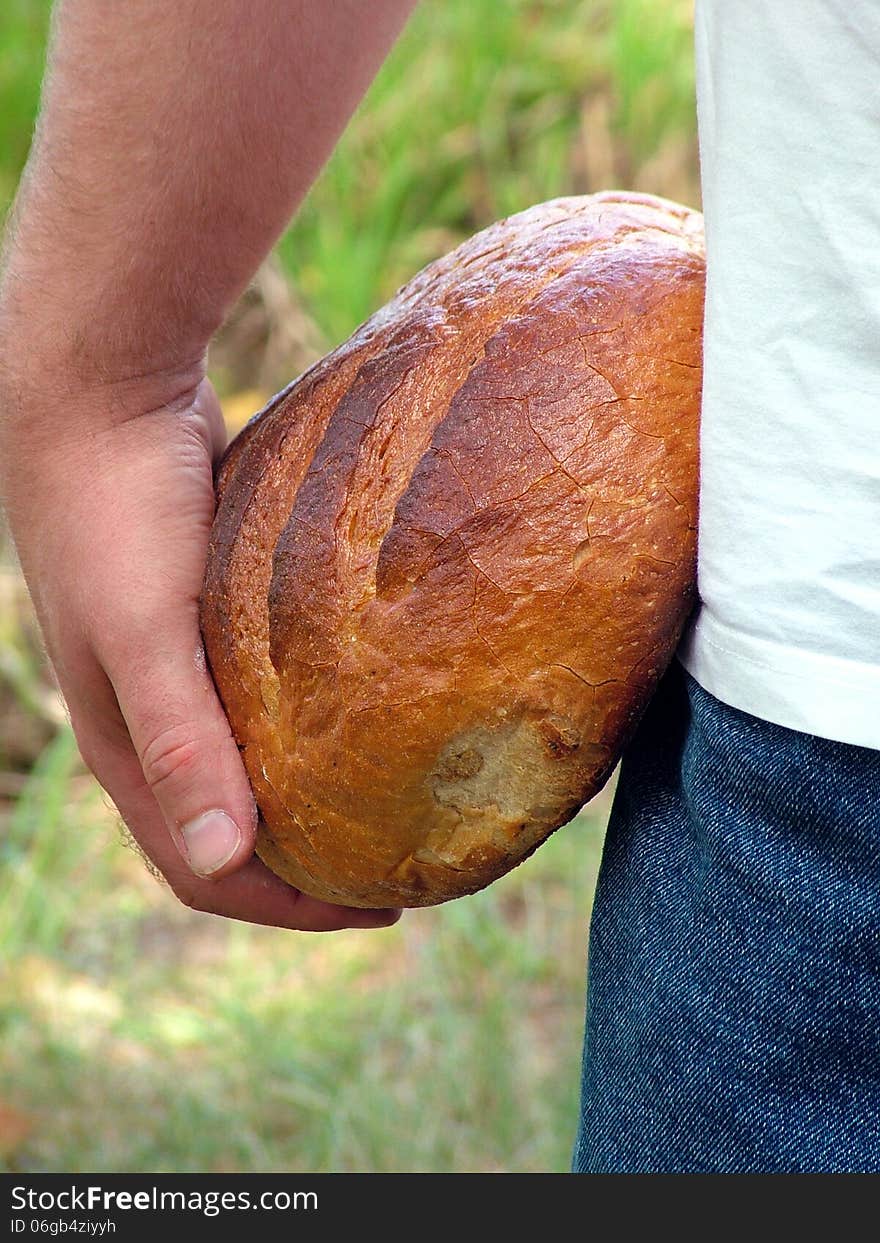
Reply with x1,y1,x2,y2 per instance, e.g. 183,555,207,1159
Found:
0,0,417,398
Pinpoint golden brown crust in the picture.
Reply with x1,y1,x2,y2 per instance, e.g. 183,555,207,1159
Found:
201,192,705,907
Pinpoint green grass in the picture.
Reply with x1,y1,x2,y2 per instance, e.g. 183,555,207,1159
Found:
0,0,50,213
280,0,697,347
610,0,696,162
0,0,694,1173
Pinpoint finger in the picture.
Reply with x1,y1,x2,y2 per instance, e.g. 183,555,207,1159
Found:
98,608,259,880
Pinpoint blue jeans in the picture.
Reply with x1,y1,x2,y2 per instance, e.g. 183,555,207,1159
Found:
574,661,880,1173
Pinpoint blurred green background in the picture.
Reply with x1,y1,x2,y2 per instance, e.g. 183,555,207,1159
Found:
0,0,698,1172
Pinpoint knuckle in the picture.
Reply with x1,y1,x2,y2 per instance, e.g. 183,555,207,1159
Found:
138,721,202,797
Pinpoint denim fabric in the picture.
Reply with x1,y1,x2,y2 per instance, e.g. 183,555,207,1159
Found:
574,660,880,1174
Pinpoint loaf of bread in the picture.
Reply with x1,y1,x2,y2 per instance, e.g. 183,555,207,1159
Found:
201,191,705,908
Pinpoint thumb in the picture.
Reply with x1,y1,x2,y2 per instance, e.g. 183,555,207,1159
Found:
109,620,258,879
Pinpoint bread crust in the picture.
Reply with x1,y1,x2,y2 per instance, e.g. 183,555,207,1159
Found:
201,192,705,907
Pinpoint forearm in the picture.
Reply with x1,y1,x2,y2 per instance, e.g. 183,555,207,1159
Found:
0,0,415,405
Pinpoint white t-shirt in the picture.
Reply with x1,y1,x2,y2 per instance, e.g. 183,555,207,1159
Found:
678,0,880,750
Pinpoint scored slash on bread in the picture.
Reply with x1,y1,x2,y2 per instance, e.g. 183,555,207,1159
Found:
201,191,705,908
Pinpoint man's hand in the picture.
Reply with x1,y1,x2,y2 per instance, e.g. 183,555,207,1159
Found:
0,370,398,929
0,0,415,929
